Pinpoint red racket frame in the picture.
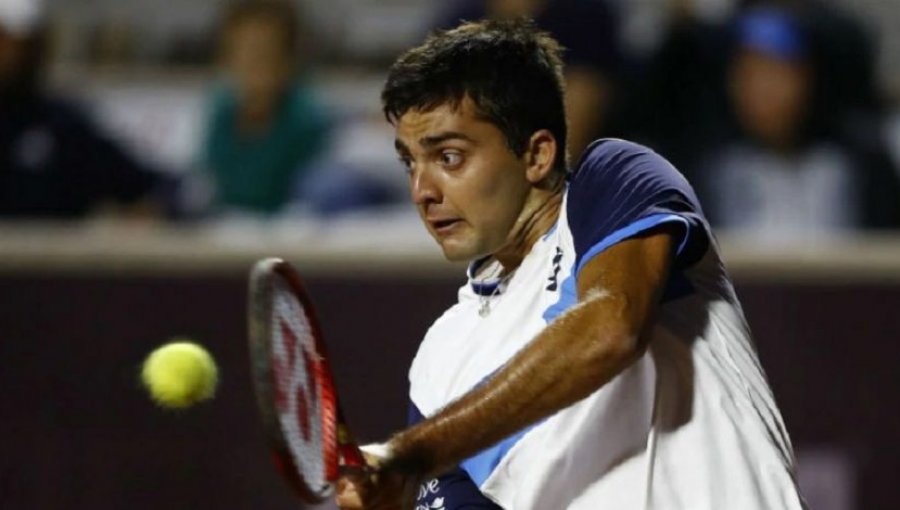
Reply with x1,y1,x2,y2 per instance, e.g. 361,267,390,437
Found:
248,257,364,502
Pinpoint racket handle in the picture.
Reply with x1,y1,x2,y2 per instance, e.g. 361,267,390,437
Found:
337,423,366,467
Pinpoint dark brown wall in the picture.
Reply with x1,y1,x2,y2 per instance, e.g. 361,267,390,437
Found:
0,273,897,509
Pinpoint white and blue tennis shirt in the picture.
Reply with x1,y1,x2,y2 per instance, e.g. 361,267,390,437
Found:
407,139,805,510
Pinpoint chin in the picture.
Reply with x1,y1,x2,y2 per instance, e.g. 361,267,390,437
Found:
438,240,481,262
439,245,468,262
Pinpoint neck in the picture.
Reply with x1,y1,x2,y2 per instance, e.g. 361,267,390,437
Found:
237,94,279,133
494,175,565,271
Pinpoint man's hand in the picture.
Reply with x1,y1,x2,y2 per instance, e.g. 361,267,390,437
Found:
335,447,415,510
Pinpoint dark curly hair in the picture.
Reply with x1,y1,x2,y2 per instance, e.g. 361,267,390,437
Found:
382,18,569,173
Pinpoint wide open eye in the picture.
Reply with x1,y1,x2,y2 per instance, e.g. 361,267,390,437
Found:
398,156,414,174
439,150,463,168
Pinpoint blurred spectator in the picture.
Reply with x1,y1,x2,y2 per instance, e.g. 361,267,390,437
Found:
746,0,882,117
697,6,900,240
618,0,732,182
621,0,888,189
433,0,623,162
0,0,170,218
197,0,330,216
294,115,409,216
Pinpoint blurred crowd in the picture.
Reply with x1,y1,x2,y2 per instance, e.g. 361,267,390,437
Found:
1,0,899,242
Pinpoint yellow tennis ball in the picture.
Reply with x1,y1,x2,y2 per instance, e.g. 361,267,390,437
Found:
142,340,218,409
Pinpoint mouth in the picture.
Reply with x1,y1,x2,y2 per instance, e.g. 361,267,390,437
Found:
429,218,462,236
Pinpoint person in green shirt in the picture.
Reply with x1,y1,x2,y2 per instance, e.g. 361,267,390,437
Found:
201,0,330,215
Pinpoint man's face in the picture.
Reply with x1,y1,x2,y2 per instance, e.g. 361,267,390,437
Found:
223,19,292,105
395,98,533,262
730,50,811,147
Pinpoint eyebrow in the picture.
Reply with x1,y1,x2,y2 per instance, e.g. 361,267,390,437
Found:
420,131,476,147
394,138,410,155
394,131,476,154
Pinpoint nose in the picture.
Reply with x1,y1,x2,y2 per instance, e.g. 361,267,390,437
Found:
410,167,441,206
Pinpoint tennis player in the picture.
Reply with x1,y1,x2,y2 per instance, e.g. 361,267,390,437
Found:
337,19,805,509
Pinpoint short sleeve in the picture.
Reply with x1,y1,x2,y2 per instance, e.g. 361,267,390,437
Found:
567,139,710,275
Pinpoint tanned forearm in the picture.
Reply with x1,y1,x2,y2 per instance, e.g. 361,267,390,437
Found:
383,289,645,477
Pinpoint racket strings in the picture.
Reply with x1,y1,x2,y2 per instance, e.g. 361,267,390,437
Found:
271,279,328,492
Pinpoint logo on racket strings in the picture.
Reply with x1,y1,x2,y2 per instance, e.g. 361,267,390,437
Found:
273,319,318,442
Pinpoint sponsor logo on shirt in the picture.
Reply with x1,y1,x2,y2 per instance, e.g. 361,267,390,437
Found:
416,479,444,510
546,246,563,291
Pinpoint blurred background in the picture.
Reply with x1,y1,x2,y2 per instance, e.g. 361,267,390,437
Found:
1,0,898,509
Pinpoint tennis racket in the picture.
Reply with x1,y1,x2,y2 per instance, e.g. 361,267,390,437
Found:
248,257,365,503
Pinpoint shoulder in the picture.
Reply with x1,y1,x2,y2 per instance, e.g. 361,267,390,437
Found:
565,138,710,270
207,82,235,107
286,81,325,112
568,138,699,211
573,138,682,181
203,82,238,129
284,81,330,130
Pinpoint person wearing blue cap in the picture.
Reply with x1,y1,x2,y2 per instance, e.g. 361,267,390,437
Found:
730,8,811,151
698,6,900,240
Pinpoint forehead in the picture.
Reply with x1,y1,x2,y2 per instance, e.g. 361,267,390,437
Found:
735,50,806,73
231,19,278,39
395,98,499,150
226,17,290,51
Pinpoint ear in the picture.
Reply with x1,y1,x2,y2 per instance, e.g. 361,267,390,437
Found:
524,129,558,185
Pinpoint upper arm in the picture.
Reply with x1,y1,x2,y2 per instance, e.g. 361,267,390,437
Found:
575,224,679,343
566,139,711,343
